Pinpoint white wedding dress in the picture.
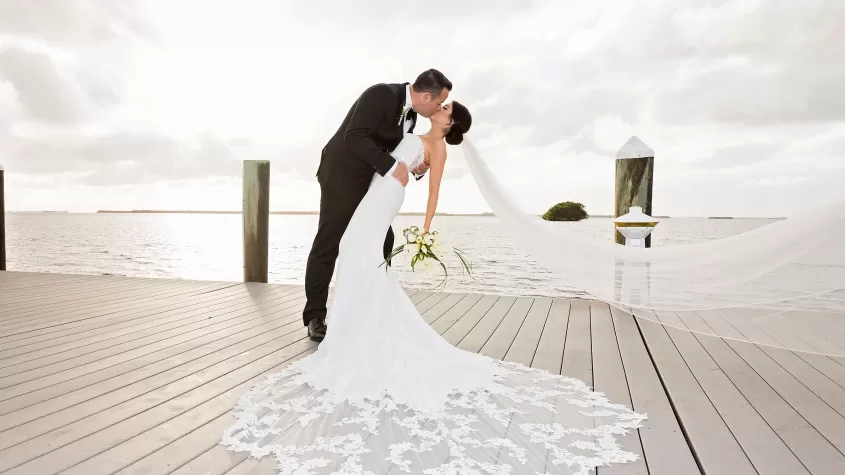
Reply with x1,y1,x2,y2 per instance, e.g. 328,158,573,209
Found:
221,134,646,474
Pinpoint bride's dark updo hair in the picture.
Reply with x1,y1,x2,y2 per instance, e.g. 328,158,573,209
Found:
444,101,472,146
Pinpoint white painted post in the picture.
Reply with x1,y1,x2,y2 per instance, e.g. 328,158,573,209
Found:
614,206,660,248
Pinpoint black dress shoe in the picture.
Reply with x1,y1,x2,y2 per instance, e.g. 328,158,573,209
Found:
307,318,327,342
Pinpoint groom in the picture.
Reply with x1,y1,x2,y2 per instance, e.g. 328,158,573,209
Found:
302,69,454,341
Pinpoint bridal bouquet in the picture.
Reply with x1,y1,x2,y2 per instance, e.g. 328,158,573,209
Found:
381,226,473,289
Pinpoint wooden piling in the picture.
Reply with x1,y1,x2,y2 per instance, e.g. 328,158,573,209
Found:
614,136,654,247
242,160,270,282
0,165,5,271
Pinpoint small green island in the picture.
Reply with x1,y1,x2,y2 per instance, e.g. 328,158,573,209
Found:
542,201,589,222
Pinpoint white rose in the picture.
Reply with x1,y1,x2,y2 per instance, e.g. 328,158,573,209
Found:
423,235,434,246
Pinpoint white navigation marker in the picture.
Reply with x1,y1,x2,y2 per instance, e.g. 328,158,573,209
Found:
616,136,654,159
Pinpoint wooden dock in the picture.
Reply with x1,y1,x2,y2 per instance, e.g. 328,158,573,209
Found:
2,271,845,475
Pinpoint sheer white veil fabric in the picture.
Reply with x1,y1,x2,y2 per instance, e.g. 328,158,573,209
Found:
462,138,845,356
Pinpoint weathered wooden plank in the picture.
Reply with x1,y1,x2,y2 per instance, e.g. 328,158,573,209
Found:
561,299,592,384
0,299,304,430
747,308,845,356
591,301,647,475
0,278,151,311
0,277,207,319
409,290,434,305
0,292,303,415
0,273,218,309
796,353,845,390
658,310,806,475
171,443,251,475
530,299,570,374
0,291,309,402
0,286,297,370
0,296,311,443
429,293,483,334
687,310,845,474
420,292,467,324
0,281,236,338
553,298,595,471
0,273,177,304
413,291,451,314
697,309,845,390
0,277,228,323
441,294,499,346
480,296,533,361
725,310,845,416
80,350,317,475
223,456,278,475
611,307,700,475
0,289,310,390
636,314,755,474
504,297,551,366
0,285,284,360
0,334,316,473
456,296,516,353
711,311,845,456
0,280,238,332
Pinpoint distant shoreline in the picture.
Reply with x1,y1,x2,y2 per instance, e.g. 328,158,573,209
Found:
94,210,497,217
7,210,785,219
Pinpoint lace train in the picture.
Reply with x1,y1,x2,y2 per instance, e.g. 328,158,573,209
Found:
221,356,645,475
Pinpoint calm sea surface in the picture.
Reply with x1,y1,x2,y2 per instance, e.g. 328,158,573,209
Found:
4,213,772,297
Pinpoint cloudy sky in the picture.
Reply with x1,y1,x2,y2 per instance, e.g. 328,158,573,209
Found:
0,0,842,217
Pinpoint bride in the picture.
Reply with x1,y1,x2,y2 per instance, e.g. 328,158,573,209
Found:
221,101,646,474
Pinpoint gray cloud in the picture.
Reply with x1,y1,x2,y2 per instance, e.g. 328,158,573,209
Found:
0,46,89,124
696,142,782,170
0,0,843,215
0,1,152,130
3,132,241,184
455,0,845,147
0,0,153,46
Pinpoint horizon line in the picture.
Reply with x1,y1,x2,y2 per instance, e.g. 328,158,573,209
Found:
7,210,787,219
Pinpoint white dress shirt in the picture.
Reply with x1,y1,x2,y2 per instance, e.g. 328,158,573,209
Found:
387,84,414,175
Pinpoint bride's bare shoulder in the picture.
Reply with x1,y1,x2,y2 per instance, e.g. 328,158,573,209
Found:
428,138,447,163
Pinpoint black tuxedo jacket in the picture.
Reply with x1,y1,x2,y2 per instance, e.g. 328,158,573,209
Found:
317,82,418,194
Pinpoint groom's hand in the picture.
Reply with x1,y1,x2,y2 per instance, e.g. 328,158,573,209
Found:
392,162,409,187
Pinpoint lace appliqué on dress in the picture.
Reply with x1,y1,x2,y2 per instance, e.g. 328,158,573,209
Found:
221,358,646,475
406,140,425,175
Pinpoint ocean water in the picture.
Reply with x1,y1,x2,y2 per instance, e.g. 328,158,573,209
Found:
3,213,773,297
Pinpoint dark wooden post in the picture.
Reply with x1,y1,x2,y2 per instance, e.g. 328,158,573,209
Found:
614,136,654,247
243,160,270,282
0,165,5,271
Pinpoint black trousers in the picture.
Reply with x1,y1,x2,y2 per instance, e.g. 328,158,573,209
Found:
302,184,395,325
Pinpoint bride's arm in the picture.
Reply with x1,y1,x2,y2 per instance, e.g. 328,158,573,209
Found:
423,141,447,233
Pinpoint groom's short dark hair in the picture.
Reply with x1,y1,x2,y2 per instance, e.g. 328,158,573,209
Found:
412,69,452,98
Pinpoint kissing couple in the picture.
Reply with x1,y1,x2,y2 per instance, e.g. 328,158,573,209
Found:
221,68,645,475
